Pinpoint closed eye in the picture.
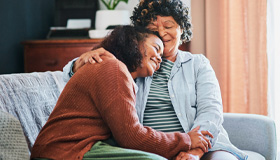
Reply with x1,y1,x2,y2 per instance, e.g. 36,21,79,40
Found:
154,46,159,52
150,28,158,32
154,45,163,57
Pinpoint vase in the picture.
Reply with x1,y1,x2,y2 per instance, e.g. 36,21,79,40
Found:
95,10,130,30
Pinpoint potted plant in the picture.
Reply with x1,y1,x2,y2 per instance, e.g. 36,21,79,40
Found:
95,0,130,30
101,0,129,10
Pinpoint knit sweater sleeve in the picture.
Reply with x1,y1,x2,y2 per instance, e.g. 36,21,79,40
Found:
83,59,191,159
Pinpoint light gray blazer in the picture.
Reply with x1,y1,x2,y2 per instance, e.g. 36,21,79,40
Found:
134,51,247,160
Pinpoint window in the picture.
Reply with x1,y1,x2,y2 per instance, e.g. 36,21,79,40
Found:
267,0,280,158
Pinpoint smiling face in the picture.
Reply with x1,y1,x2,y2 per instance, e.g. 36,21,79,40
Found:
147,16,183,62
135,34,163,77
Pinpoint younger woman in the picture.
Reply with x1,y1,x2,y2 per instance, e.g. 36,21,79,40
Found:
31,26,212,160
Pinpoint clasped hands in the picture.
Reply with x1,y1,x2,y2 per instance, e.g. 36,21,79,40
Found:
173,126,213,160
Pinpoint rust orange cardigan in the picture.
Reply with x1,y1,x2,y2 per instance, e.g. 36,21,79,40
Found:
31,59,191,160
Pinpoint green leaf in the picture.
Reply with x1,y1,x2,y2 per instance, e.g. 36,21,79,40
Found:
101,0,129,10
111,0,129,10
101,0,112,9
118,0,129,4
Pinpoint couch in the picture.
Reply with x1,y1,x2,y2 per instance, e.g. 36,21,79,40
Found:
0,71,277,160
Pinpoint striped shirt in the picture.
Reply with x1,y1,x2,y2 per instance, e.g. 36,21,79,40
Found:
143,59,184,133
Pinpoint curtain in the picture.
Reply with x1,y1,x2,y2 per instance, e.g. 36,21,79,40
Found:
190,0,267,114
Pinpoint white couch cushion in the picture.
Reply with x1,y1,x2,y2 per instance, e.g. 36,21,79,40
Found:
244,150,265,160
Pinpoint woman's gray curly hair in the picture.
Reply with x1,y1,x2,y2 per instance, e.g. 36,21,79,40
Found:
131,0,192,42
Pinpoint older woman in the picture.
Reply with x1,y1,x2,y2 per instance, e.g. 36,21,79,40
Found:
63,1,248,160
32,26,214,160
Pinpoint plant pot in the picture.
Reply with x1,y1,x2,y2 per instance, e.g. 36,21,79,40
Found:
95,10,130,30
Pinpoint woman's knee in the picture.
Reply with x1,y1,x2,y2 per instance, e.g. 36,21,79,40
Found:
201,150,238,160
131,151,167,160
145,154,166,160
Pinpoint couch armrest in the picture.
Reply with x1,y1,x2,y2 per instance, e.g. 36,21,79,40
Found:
223,113,277,160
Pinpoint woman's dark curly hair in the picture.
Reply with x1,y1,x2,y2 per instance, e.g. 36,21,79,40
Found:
99,25,159,72
131,0,192,43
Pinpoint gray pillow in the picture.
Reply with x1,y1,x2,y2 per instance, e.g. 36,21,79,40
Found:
0,110,29,160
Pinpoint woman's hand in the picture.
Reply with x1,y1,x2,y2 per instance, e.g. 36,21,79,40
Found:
187,126,213,152
173,152,200,160
72,48,115,73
